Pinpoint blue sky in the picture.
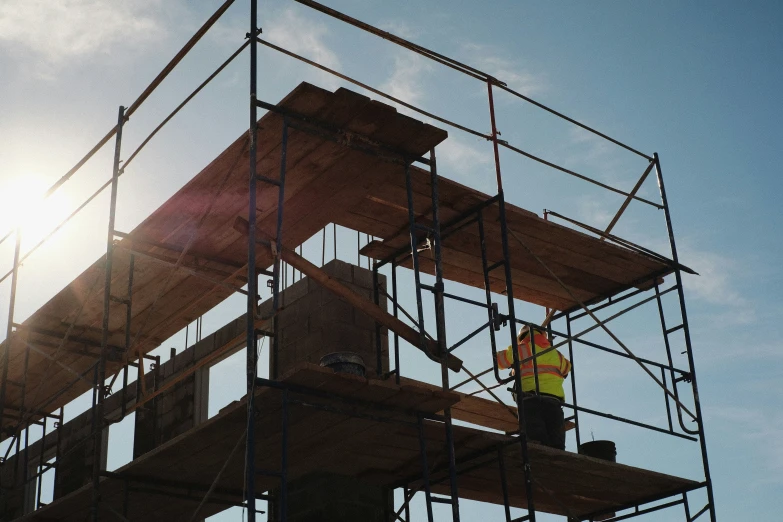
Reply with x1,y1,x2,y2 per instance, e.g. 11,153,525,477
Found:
1,1,781,520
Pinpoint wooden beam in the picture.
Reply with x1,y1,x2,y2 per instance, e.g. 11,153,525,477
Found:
233,217,462,372
601,160,655,241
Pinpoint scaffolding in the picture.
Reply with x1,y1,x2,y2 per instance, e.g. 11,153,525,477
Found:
0,1,716,521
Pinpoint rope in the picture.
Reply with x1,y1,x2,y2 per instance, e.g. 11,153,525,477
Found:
460,365,516,419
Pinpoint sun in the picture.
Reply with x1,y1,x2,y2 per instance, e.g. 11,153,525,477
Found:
0,175,71,245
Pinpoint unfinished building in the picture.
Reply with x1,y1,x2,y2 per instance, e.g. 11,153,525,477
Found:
0,1,717,521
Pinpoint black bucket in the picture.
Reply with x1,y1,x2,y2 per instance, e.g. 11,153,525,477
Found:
579,441,617,520
319,352,366,377
578,440,617,462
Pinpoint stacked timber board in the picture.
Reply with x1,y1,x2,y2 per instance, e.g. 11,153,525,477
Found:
0,83,447,437
20,365,697,521
354,172,674,311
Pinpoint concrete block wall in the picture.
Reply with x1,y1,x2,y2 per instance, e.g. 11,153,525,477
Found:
54,421,107,500
133,348,209,459
273,259,389,378
267,260,393,521
0,450,28,521
133,375,196,459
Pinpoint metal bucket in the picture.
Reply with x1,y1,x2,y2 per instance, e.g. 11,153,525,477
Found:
319,352,366,377
578,440,616,520
578,440,617,462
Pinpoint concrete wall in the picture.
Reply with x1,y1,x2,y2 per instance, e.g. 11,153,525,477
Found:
273,259,388,378
54,419,107,500
0,447,29,521
133,352,209,459
268,260,393,521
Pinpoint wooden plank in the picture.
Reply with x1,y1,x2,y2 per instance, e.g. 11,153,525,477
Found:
369,176,661,287
345,168,671,311
234,216,462,373
359,239,577,310
20,379,698,522
403,167,665,273
372,166,667,277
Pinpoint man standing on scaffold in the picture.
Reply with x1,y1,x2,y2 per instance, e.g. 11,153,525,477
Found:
497,325,572,450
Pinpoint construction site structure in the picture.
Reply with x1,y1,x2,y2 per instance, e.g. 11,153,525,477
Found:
0,1,716,521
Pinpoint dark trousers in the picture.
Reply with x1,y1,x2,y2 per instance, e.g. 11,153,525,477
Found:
522,395,565,450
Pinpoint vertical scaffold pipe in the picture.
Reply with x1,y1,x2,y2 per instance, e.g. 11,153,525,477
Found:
372,265,383,376
0,228,22,442
21,344,31,489
404,165,427,350
91,105,126,522
566,314,581,448
430,148,461,521
120,254,135,421
245,0,259,520
653,153,716,522
417,414,435,522
486,80,537,521
497,444,512,522
391,261,401,385
654,281,698,435
271,119,289,382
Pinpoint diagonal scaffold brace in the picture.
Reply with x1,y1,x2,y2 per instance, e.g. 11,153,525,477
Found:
506,228,698,422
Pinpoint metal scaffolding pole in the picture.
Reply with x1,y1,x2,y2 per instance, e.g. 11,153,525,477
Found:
91,105,126,522
653,153,716,522
0,228,22,444
486,80,537,522
429,147,461,521
245,0,260,519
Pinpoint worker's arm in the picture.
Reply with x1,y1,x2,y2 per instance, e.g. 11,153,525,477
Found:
497,345,515,370
558,351,572,377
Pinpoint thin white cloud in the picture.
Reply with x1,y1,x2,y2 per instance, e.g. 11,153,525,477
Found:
436,135,494,191
461,42,546,96
574,195,616,229
708,340,783,361
566,127,630,188
640,238,758,337
707,405,783,483
677,243,749,309
266,9,339,69
380,53,433,106
265,7,341,88
378,20,418,40
0,0,167,68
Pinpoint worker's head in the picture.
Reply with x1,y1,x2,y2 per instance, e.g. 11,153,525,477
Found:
518,325,536,341
518,325,548,343
518,325,530,341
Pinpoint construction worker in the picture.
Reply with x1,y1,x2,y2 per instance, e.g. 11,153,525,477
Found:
497,325,571,450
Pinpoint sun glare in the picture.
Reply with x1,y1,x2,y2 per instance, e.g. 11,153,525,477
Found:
0,175,70,244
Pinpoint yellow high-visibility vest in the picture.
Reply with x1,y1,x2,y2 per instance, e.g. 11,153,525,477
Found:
496,331,572,399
